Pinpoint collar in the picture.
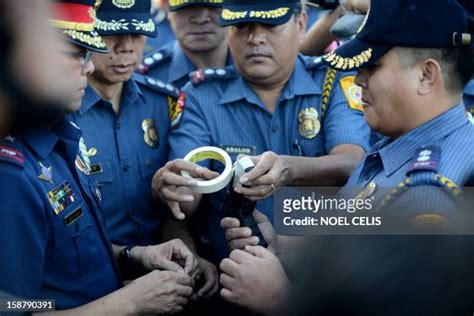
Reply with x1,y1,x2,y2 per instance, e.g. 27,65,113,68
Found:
79,79,144,115
22,120,81,160
376,104,468,177
219,55,322,107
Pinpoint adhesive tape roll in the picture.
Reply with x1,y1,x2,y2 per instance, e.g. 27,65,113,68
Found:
181,146,233,194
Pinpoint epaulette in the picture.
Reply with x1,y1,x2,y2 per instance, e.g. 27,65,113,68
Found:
134,74,179,98
137,47,173,74
0,136,25,168
189,67,238,86
303,56,327,70
379,146,462,208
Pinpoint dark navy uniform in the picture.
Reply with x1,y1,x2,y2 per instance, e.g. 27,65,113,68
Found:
170,55,371,261
0,121,122,309
69,74,178,246
138,41,234,89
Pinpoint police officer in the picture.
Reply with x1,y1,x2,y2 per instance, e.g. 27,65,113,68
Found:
146,0,177,51
0,0,196,313
69,0,218,299
152,0,370,264
221,0,474,313
137,0,233,89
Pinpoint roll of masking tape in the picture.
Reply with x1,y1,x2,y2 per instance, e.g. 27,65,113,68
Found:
181,146,233,194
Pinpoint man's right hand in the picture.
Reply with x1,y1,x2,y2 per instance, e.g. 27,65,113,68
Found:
221,210,277,253
151,159,219,220
126,270,194,315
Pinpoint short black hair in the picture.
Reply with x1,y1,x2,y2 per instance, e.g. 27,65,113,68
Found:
396,46,474,94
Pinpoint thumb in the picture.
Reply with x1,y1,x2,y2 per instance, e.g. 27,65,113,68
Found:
245,245,270,259
253,209,269,224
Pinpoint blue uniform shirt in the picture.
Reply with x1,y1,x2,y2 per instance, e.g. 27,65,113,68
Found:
344,104,474,217
0,120,122,310
464,79,474,114
170,55,371,260
69,74,177,246
139,41,234,89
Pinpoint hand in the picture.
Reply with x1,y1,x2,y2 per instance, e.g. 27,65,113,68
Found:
152,159,219,220
221,209,277,253
341,0,370,14
219,246,291,315
132,239,199,276
234,152,292,201
192,257,219,300
126,270,194,315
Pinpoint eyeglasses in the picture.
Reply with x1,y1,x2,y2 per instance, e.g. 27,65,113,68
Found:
61,49,92,66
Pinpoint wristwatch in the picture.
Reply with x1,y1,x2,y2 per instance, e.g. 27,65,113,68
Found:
118,245,135,278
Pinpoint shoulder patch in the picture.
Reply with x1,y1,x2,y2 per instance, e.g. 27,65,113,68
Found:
189,68,238,86
407,145,441,175
0,144,25,168
168,91,185,129
137,47,173,74
135,75,179,98
340,75,364,112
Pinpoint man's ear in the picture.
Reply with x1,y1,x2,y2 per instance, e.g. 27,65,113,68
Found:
298,12,308,36
417,58,442,95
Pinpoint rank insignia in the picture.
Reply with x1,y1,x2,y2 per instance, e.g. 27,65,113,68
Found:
75,137,92,175
169,92,185,129
47,181,77,215
356,180,377,200
142,118,159,148
340,76,364,111
467,111,474,124
38,162,53,184
298,107,321,139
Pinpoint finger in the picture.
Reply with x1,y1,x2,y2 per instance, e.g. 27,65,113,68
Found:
197,268,218,298
229,249,252,264
220,288,235,303
220,217,241,230
228,236,260,250
253,209,270,224
225,227,252,242
219,258,239,276
175,284,194,297
162,187,194,204
219,273,234,290
195,166,220,180
181,251,198,276
239,153,274,184
235,185,272,199
175,274,194,286
173,296,189,306
169,201,186,220
158,259,186,274
244,245,271,259
163,172,198,187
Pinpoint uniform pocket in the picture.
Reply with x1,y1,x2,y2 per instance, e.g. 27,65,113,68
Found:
52,207,101,287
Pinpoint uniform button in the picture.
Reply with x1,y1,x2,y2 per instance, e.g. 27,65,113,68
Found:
145,159,152,167
272,126,278,132
116,123,121,130
122,165,129,172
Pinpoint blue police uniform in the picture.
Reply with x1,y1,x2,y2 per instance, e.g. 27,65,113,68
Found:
0,121,122,310
69,74,178,246
463,79,474,114
343,104,473,219
139,41,234,89
170,55,371,261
